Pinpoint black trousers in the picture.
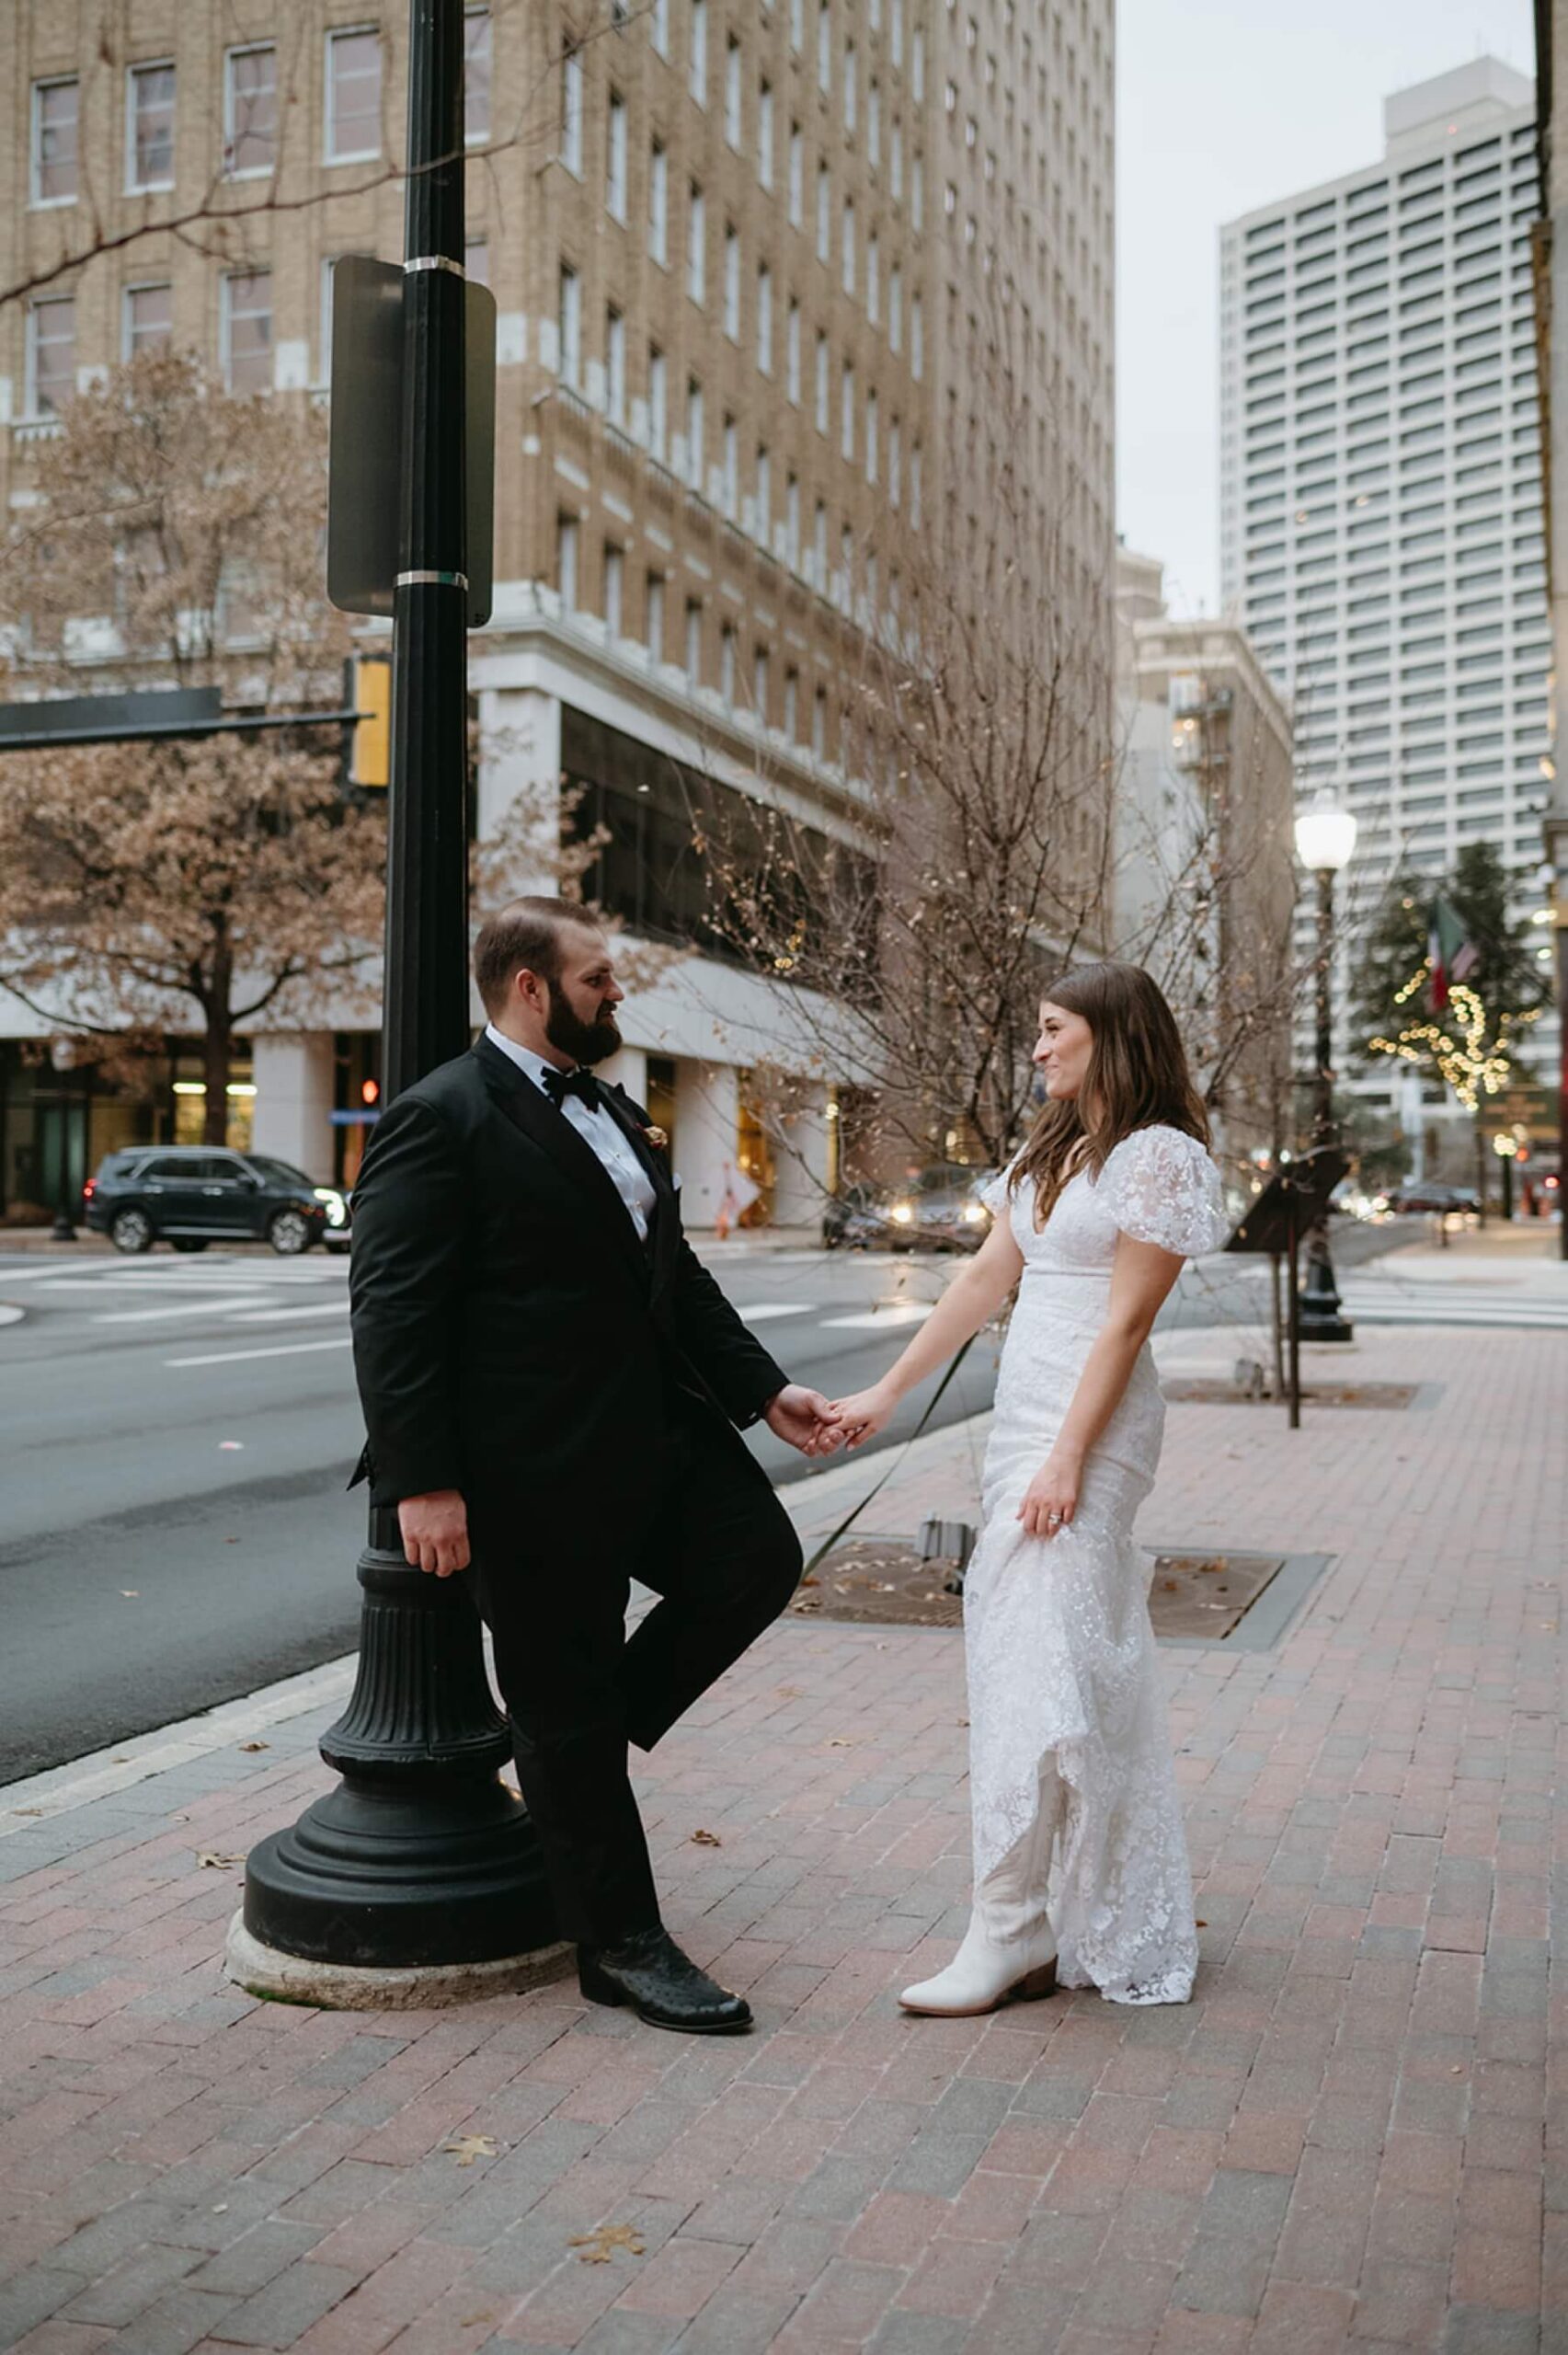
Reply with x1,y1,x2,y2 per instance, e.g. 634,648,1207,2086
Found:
472,1400,802,1946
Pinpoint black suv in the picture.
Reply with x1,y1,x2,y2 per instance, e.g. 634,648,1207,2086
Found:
83,1147,344,1255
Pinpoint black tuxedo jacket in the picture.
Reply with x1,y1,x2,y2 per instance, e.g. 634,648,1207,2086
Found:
347,1035,789,1524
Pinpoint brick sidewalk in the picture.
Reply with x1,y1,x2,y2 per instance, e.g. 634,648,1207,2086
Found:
0,1318,1562,2355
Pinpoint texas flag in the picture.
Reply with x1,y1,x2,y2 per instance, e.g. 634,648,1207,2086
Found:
1427,894,1480,1014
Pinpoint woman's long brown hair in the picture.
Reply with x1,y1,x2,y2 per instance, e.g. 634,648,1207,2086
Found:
1009,961,1211,1228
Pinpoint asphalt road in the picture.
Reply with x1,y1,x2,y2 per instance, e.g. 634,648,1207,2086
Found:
0,1225,1379,1784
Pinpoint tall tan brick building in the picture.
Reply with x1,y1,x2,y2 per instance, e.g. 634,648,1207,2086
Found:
0,0,1114,1223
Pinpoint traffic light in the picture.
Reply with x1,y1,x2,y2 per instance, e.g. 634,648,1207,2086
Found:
348,652,392,788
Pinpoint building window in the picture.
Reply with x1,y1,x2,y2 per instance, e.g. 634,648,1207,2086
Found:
464,234,489,283
910,292,922,379
652,0,670,56
722,411,738,513
605,304,625,421
891,119,902,200
319,255,341,380
725,35,742,145
911,153,922,230
687,182,705,303
223,270,272,396
841,361,854,460
788,121,804,224
557,512,579,609
844,40,856,130
689,0,707,104
606,90,627,219
464,8,491,146
786,471,800,562
865,387,877,482
648,139,668,261
815,330,830,431
646,570,666,659
813,498,828,580
755,442,771,533
224,45,276,177
326,28,380,163
645,343,663,456
888,417,900,505
685,595,704,681
867,80,880,168
724,222,741,338
791,0,805,50
786,296,801,401
910,442,921,527
720,622,737,704
813,683,827,757
866,232,879,322
557,262,580,383
753,644,770,723
123,281,172,360
685,374,704,486
759,80,773,187
784,665,799,739
27,294,75,417
603,542,624,636
818,0,831,92
889,261,902,350
910,25,924,99
560,48,583,173
31,77,78,206
127,61,176,192
891,0,904,67
756,263,773,372
817,162,830,260
841,197,854,293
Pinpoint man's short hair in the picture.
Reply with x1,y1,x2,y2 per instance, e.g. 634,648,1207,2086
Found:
473,898,604,1015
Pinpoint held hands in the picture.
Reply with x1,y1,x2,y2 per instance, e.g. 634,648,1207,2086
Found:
1017,1448,1082,1542
764,1384,846,1458
828,1382,897,1452
398,1488,471,1578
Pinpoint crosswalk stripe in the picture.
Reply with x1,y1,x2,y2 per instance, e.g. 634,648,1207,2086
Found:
820,1303,934,1330
165,1338,355,1368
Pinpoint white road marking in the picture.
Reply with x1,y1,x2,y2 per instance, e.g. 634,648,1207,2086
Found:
227,1300,350,1325
738,1302,816,1323
94,1294,266,1326
165,1337,355,1367
0,1304,23,1327
819,1302,935,1330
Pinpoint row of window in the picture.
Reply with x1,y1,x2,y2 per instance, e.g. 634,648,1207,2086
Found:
652,0,922,112
29,18,490,203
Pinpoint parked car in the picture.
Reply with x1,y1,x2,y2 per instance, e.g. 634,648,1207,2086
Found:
1384,1181,1481,1216
83,1146,349,1255
822,1165,994,1253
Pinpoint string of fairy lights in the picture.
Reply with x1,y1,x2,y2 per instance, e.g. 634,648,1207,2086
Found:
1368,965,1542,1115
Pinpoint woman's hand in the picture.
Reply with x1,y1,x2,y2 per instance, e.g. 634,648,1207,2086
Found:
1017,1449,1082,1541
830,1382,898,1451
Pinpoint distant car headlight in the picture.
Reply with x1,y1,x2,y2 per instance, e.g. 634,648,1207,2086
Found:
315,1188,348,1227
889,1200,914,1225
962,1200,986,1224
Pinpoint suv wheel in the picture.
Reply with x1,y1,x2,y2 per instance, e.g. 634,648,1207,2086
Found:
110,1206,155,1255
268,1207,314,1257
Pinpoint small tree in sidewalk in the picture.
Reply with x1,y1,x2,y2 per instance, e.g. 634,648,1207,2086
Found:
0,353,385,1142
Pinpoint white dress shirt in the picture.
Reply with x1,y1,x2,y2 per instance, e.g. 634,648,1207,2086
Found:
484,1023,658,1244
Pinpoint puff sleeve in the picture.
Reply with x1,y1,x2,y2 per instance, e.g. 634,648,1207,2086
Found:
1099,1126,1230,1259
979,1160,1017,1215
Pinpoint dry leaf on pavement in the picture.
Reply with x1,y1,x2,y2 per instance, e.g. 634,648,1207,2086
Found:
691,1829,722,1846
195,1852,245,1868
570,2223,646,2264
441,2134,499,2166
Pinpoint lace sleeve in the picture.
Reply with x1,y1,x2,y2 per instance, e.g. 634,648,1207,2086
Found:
1100,1127,1229,1258
979,1158,1021,1215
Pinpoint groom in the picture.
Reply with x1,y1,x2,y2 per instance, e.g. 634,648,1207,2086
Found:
348,898,841,2033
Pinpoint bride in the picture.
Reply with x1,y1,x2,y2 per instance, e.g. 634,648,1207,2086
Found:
831,961,1230,2011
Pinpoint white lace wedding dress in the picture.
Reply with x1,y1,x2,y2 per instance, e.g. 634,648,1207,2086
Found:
964,1124,1230,2005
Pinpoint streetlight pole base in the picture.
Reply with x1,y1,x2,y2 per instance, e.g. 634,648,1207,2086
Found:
1299,1222,1354,1345
237,1520,558,1980
223,1914,572,2011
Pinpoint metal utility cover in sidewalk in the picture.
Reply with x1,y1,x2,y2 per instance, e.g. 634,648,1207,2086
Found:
326,254,496,627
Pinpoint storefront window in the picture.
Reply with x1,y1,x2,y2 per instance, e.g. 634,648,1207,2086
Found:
171,1055,256,1149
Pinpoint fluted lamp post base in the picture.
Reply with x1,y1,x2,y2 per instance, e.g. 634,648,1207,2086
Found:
226,1522,561,2007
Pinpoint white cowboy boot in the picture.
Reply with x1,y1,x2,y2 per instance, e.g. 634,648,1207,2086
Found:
899,1820,1057,2016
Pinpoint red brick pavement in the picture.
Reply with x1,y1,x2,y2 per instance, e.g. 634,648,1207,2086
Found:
0,1320,1561,2353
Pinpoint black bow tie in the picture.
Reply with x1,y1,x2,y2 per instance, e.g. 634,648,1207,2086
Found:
542,1064,601,1112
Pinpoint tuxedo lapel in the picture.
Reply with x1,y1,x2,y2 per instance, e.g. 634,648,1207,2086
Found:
470,1037,649,1288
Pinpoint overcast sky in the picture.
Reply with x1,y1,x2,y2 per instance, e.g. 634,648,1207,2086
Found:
1115,0,1537,619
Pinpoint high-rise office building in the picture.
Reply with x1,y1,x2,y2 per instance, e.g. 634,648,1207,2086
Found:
1219,60,1552,1120
0,0,1115,1221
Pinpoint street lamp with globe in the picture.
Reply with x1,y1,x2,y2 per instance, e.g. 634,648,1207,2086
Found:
1294,799,1357,1341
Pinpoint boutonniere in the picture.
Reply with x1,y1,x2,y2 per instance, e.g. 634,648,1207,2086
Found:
641,1123,670,1152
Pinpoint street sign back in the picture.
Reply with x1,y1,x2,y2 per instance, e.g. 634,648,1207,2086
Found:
326,255,495,628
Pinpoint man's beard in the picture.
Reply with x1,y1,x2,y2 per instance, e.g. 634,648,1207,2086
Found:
544,979,622,1067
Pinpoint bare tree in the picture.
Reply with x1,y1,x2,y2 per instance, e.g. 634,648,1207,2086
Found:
0,353,383,1142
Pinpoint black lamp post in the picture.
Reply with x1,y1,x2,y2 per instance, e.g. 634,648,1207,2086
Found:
234,0,555,1990
1294,803,1356,1344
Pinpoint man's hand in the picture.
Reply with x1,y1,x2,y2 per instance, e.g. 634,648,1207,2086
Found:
397,1488,471,1578
763,1384,844,1457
